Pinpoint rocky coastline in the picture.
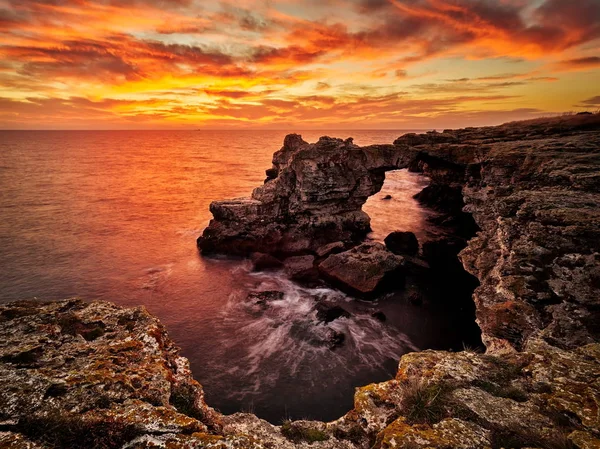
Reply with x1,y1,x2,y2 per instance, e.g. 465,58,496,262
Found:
2,114,599,448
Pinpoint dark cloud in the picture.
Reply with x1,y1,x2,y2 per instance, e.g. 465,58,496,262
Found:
249,45,326,65
554,56,600,71
581,96,600,106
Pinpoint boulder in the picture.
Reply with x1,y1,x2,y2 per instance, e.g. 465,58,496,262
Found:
325,330,346,349
318,242,405,298
384,231,419,256
314,304,351,323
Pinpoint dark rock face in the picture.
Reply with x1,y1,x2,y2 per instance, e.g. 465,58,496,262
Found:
384,231,419,256
314,304,351,323
251,252,284,271
318,242,405,298
198,134,418,256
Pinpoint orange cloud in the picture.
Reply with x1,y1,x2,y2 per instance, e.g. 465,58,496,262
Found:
0,0,598,128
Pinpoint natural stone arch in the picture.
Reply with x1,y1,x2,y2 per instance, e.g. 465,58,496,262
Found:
197,134,425,257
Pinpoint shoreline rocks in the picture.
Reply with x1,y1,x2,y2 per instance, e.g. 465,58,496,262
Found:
2,114,600,448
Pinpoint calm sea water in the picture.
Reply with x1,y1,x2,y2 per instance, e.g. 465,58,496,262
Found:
0,130,477,423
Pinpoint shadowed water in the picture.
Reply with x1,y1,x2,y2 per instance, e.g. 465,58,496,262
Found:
0,130,478,423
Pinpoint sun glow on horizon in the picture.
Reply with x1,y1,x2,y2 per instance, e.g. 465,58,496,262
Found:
0,0,599,130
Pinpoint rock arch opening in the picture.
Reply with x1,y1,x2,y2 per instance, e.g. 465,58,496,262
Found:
197,134,484,423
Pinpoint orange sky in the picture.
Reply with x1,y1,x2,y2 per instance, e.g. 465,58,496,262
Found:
0,0,599,129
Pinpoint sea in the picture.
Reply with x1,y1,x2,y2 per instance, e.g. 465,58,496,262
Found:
0,130,479,423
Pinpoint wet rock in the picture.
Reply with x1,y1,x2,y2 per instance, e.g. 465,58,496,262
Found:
314,304,351,323
315,241,345,258
371,311,387,322
414,184,465,214
283,255,318,284
384,231,419,256
289,320,346,350
250,252,283,271
401,255,430,277
326,330,346,349
408,290,423,306
247,290,285,307
318,242,405,298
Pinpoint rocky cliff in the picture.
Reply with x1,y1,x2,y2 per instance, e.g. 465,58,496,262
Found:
198,134,417,256
2,114,600,448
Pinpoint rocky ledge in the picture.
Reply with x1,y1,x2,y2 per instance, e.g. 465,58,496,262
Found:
3,114,600,448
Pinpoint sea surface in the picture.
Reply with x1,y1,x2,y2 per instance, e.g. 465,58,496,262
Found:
0,130,478,423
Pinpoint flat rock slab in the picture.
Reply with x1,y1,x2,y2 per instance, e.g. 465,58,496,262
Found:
318,242,404,298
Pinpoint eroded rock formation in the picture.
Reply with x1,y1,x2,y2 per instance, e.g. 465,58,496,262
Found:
198,134,417,256
3,114,600,448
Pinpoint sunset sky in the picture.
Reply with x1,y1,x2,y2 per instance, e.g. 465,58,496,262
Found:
0,0,599,129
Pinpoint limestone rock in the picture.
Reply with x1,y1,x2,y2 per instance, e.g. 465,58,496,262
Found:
0,299,222,448
198,135,418,256
318,242,405,298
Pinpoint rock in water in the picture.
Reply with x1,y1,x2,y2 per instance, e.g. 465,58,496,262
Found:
318,242,405,298
314,303,351,323
371,311,387,322
384,231,419,256
247,290,285,307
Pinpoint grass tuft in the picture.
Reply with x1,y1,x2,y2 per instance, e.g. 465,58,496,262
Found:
400,379,451,425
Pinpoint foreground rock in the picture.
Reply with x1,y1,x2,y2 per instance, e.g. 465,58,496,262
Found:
318,242,404,298
250,252,283,271
283,255,319,284
0,299,224,448
2,298,599,449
